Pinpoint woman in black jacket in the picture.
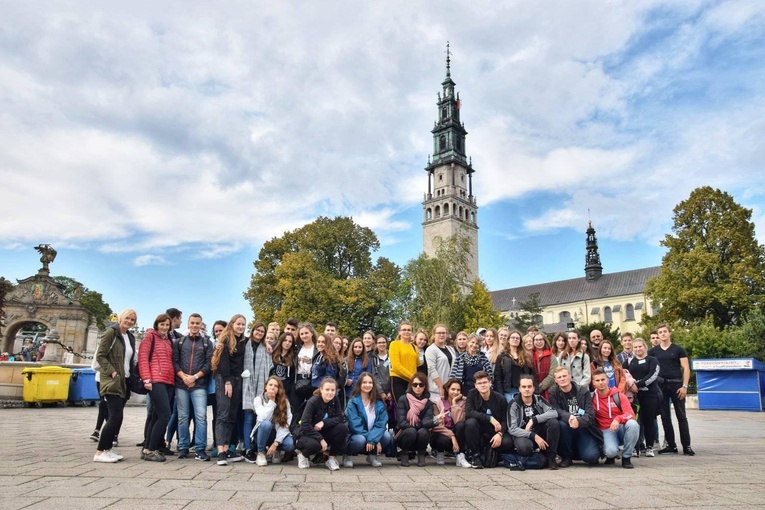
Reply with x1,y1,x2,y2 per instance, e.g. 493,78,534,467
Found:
395,372,435,467
295,377,349,471
627,338,661,457
494,329,534,403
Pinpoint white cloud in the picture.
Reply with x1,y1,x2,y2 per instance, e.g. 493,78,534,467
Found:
133,254,170,267
0,0,763,260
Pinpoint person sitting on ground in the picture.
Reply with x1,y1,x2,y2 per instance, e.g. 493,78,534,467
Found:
295,377,349,471
592,368,639,469
508,374,560,470
431,378,470,468
464,371,514,469
343,372,391,468
250,376,295,466
547,366,601,467
395,372,435,467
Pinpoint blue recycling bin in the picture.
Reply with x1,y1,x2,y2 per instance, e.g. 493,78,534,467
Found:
692,358,765,411
69,368,100,403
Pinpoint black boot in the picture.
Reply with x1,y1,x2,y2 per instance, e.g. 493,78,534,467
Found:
622,457,633,469
470,453,483,469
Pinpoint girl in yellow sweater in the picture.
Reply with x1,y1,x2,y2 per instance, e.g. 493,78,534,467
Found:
389,321,419,404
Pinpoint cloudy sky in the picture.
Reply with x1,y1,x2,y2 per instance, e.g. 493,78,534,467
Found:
2,1,764,331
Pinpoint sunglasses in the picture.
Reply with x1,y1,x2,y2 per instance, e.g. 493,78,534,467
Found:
411,382,425,388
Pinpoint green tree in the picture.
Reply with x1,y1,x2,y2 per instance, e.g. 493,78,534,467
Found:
463,279,505,332
0,277,15,337
400,232,474,332
513,293,543,331
51,276,113,328
646,187,765,329
244,216,402,337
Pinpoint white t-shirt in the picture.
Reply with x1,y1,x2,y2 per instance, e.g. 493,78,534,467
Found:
365,400,376,431
122,333,133,376
297,346,315,376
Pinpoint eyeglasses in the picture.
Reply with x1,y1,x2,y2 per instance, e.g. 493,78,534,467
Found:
435,331,447,335
411,382,425,388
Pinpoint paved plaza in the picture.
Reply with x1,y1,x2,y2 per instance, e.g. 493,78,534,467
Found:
0,404,764,509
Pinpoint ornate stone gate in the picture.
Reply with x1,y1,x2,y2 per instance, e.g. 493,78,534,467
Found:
1,245,94,362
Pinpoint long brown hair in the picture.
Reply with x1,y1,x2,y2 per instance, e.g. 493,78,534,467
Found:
349,372,381,402
346,338,369,371
317,334,341,366
211,313,246,371
272,332,295,367
264,376,290,427
597,340,623,370
506,329,529,367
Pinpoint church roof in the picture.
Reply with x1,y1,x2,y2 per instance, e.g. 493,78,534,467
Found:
491,266,661,311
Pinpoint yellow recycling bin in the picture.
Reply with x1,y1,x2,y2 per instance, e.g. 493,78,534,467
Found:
22,366,72,404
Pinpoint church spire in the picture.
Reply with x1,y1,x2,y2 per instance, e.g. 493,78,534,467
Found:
585,221,603,281
445,41,451,78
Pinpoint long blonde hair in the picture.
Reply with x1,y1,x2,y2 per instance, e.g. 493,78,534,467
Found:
211,313,246,371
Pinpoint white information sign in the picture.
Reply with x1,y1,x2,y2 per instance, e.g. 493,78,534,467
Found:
692,359,753,370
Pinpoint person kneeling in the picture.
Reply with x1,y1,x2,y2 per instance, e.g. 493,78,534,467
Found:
592,368,639,468
344,372,391,468
295,377,349,471
250,376,295,466
395,372,435,467
508,374,560,470
464,371,514,469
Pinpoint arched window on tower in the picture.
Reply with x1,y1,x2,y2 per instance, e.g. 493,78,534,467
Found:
426,208,432,220
625,304,635,321
439,135,446,152
470,211,475,223
603,306,613,323
444,203,449,215
459,206,463,218
559,311,571,322
435,205,441,218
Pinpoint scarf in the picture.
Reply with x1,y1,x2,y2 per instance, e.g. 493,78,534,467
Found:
242,340,273,411
461,352,481,366
406,393,426,427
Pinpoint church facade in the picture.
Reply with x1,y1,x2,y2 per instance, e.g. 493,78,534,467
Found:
489,223,659,335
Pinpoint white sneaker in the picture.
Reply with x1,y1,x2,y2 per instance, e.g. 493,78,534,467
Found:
256,452,268,466
645,447,655,457
326,457,340,471
456,453,471,468
94,452,118,463
104,450,124,461
297,452,310,469
272,451,284,464
342,455,353,468
436,452,445,465
366,454,382,467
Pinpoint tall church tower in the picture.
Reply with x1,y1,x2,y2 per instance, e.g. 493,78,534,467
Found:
422,44,479,282
585,221,603,281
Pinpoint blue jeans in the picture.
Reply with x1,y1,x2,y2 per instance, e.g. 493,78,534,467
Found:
255,421,295,453
503,389,519,403
558,419,600,464
602,420,639,459
243,410,256,451
347,431,392,455
176,386,207,452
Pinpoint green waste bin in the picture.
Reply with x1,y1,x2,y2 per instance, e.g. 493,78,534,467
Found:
22,366,72,404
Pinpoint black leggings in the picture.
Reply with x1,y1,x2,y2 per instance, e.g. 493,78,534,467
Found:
146,383,174,451
97,394,127,451
391,377,409,406
430,422,466,453
396,427,430,453
296,423,349,456
637,393,660,448
214,376,242,447
95,382,109,431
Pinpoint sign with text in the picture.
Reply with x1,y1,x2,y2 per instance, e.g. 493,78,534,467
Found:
692,359,754,370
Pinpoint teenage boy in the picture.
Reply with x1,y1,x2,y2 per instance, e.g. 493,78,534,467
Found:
547,367,601,466
464,371,513,468
617,333,634,367
592,368,638,468
508,375,560,470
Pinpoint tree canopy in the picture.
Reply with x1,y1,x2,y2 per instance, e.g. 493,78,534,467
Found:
52,276,113,328
645,186,765,329
244,216,402,338
512,292,543,331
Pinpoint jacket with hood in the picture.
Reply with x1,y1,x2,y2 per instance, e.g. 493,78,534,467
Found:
297,394,346,442
508,393,557,440
96,325,136,398
494,352,534,394
138,328,175,386
560,350,591,388
345,395,389,445
593,387,635,430
396,390,435,431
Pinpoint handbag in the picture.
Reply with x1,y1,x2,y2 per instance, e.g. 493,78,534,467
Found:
294,375,312,396
482,445,499,468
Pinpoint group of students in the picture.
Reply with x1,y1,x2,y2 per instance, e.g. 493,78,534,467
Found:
90,309,694,470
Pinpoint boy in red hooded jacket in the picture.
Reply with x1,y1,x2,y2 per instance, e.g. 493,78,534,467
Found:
592,368,639,469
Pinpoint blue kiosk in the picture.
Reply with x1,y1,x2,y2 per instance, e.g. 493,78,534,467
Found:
692,358,765,411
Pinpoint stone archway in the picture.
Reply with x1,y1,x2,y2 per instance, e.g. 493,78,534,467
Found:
3,271,91,363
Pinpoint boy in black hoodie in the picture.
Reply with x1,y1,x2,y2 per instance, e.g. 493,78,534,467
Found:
464,371,513,468
508,375,560,469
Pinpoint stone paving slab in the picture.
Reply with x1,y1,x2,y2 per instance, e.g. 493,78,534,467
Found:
1,406,765,509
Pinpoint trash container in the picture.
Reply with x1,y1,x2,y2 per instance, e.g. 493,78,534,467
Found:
69,368,99,404
692,358,765,411
21,366,72,404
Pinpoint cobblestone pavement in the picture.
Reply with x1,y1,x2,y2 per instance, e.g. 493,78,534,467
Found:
1,405,764,509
